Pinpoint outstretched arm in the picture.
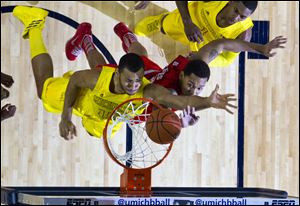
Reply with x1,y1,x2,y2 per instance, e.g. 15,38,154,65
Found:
190,36,287,64
60,70,100,140
176,1,203,43
193,28,253,67
144,83,237,114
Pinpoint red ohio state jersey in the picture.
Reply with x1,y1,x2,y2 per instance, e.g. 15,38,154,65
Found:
142,55,189,95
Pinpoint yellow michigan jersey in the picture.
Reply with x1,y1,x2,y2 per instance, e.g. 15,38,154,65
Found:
162,1,254,67
41,66,150,137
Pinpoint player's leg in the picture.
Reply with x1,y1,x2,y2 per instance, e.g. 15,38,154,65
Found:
114,22,164,81
65,23,106,69
114,22,148,57
13,6,52,99
31,54,53,99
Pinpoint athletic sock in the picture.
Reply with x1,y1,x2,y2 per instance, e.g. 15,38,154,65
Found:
29,28,48,59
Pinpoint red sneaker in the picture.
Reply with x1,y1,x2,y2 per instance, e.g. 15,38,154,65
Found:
114,22,137,53
65,22,92,61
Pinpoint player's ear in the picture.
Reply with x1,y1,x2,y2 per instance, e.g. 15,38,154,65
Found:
115,68,120,76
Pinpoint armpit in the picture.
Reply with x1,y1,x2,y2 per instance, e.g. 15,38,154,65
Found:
237,28,252,42
208,49,219,62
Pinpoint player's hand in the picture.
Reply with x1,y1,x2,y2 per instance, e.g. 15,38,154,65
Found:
184,20,204,43
179,106,200,128
59,119,77,140
1,104,16,121
134,1,150,10
208,84,237,114
1,72,14,88
262,36,287,57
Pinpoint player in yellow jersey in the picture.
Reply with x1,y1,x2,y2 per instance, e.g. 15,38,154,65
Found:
13,6,150,139
14,6,237,141
135,1,258,67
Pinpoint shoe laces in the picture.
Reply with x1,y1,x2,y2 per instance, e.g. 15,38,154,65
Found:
71,46,82,57
147,20,160,32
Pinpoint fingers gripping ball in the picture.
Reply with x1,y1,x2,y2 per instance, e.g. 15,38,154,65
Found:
146,108,182,144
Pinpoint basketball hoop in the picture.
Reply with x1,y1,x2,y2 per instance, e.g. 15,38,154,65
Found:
103,98,173,197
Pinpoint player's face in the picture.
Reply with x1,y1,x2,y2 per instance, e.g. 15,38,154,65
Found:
221,2,252,26
180,73,208,96
119,68,144,95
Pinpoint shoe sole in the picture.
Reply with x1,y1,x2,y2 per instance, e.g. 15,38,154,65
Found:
13,6,48,39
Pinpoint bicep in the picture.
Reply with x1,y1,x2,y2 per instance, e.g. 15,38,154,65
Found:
189,40,223,64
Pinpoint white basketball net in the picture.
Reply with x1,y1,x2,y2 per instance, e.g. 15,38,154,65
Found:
105,100,172,169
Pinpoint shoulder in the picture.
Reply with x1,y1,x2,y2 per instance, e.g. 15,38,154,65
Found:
169,55,189,70
71,70,101,90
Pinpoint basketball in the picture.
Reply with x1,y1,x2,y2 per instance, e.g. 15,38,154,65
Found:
145,108,182,144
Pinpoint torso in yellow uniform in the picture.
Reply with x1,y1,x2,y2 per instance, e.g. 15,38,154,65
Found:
162,1,254,67
41,66,150,138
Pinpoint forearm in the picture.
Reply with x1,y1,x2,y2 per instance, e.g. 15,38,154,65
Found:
157,95,211,111
185,96,211,111
193,39,265,64
221,39,265,54
144,84,212,111
176,1,193,24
